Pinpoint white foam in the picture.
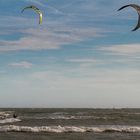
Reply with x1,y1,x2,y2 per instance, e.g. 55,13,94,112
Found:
0,125,140,133
0,118,21,124
0,111,11,119
48,115,108,120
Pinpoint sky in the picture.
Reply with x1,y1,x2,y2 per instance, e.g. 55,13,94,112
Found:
0,0,140,108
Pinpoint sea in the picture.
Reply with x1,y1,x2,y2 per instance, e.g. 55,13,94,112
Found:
0,108,140,140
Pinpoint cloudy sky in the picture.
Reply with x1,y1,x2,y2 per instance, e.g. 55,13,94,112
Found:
0,0,140,108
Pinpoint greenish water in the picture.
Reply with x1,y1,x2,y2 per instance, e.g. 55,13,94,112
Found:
0,108,140,140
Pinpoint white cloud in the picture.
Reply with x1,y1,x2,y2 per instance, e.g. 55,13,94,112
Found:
3,68,140,107
9,61,33,68
66,58,104,68
30,68,140,85
100,44,140,55
67,58,98,63
0,26,101,52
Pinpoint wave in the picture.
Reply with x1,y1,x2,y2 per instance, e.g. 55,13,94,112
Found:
36,115,109,120
0,118,21,124
0,111,20,124
23,115,109,120
0,111,12,119
47,115,95,120
52,112,69,115
0,125,140,133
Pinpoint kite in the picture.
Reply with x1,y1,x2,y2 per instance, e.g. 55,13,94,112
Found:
118,4,140,31
22,5,43,24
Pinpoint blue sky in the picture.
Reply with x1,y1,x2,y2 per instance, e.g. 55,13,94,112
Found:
0,0,140,108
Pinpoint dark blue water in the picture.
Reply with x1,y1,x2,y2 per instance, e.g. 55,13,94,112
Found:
0,108,140,140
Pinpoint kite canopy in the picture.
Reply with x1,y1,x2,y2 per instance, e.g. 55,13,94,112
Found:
22,5,43,24
118,4,140,31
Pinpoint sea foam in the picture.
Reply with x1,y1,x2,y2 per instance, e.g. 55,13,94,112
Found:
0,125,140,133
0,118,21,124
0,111,11,119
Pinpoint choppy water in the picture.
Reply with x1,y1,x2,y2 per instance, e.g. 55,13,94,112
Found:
0,108,140,140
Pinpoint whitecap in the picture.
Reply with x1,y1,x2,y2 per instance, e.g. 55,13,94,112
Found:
0,118,21,124
0,125,140,133
0,111,11,119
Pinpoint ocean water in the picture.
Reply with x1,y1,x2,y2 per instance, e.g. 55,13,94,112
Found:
0,108,140,140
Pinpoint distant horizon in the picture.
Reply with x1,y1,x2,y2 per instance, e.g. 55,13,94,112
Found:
0,107,140,109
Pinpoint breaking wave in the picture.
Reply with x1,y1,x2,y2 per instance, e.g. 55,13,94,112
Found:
0,125,140,133
24,115,110,120
0,111,11,119
37,115,110,120
0,111,20,124
47,115,96,120
0,118,21,124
